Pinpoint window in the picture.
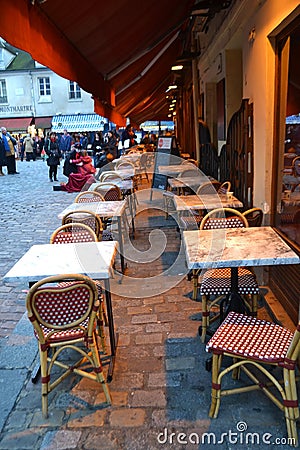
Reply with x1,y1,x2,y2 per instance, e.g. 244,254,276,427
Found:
0,79,8,103
69,81,81,99
38,77,51,96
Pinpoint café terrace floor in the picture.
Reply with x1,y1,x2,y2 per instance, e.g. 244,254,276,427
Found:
0,159,297,449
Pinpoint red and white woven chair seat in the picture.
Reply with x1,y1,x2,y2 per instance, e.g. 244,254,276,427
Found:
180,213,202,230
38,319,90,343
200,267,259,295
206,311,294,363
52,230,95,244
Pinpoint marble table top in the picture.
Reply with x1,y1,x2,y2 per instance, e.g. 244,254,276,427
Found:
88,179,133,192
3,241,118,282
183,226,300,270
158,164,196,176
58,200,126,220
114,168,136,179
174,193,243,211
168,176,215,190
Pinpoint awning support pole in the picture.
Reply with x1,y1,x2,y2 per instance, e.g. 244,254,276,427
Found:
191,33,200,164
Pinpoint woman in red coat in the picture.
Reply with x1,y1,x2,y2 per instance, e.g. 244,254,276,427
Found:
60,149,96,192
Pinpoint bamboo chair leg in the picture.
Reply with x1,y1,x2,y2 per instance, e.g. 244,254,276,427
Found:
40,346,49,418
90,334,111,404
192,269,199,300
209,353,222,418
201,294,209,343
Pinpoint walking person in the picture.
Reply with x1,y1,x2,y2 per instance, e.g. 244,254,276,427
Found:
45,132,61,182
0,135,6,175
0,127,19,174
23,134,35,161
59,129,72,159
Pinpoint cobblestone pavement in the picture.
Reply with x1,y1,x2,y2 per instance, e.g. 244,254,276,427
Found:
0,159,298,449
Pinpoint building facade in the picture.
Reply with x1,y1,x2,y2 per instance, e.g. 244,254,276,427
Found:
0,39,108,136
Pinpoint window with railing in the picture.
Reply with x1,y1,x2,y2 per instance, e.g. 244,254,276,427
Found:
0,79,8,103
69,81,81,99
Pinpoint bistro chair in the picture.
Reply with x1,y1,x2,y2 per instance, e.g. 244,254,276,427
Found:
179,181,223,230
114,160,135,171
50,223,98,243
206,311,300,446
193,208,259,342
93,183,123,201
242,207,263,227
26,274,111,418
135,152,149,183
98,171,123,182
62,210,112,241
75,190,105,203
50,224,108,352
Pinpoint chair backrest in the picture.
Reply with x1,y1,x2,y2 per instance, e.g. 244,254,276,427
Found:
200,207,249,229
242,207,263,227
75,191,105,203
178,168,200,178
292,156,300,177
218,181,231,194
50,223,98,244
115,160,135,170
26,274,98,338
93,183,123,201
196,181,222,195
62,210,103,240
98,171,123,182
139,152,149,169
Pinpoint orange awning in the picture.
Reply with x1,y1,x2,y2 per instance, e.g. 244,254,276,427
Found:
0,0,194,126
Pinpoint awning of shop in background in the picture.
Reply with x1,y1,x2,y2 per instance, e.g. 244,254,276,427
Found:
33,117,52,129
0,0,195,126
0,117,31,133
51,114,108,133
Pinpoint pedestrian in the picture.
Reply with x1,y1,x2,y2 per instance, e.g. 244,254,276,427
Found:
0,135,6,175
23,134,35,161
59,129,72,159
0,127,19,174
44,132,61,182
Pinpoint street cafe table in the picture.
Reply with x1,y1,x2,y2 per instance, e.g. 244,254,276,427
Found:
168,175,215,194
183,226,300,298
174,193,243,216
158,163,196,177
58,200,127,273
88,179,136,235
3,241,118,381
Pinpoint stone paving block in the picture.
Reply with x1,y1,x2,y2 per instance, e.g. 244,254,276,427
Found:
0,429,42,450
130,390,166,408
0,368,28,433
131,313,158,324
109,408,146,427
40,430,82,450
135,332,163,345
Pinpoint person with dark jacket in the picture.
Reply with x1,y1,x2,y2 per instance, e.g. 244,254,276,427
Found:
1,127,18,174
101,130,118,158
59,129,72,159
0,137,6,176
121,124,137,148
45,132,61,182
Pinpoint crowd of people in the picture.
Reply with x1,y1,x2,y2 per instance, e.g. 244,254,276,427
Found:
0,124,159,191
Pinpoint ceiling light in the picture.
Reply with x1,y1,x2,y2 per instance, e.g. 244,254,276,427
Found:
168,114,172,118
171,65,183,71
172,99,176,103
165,85,177,93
